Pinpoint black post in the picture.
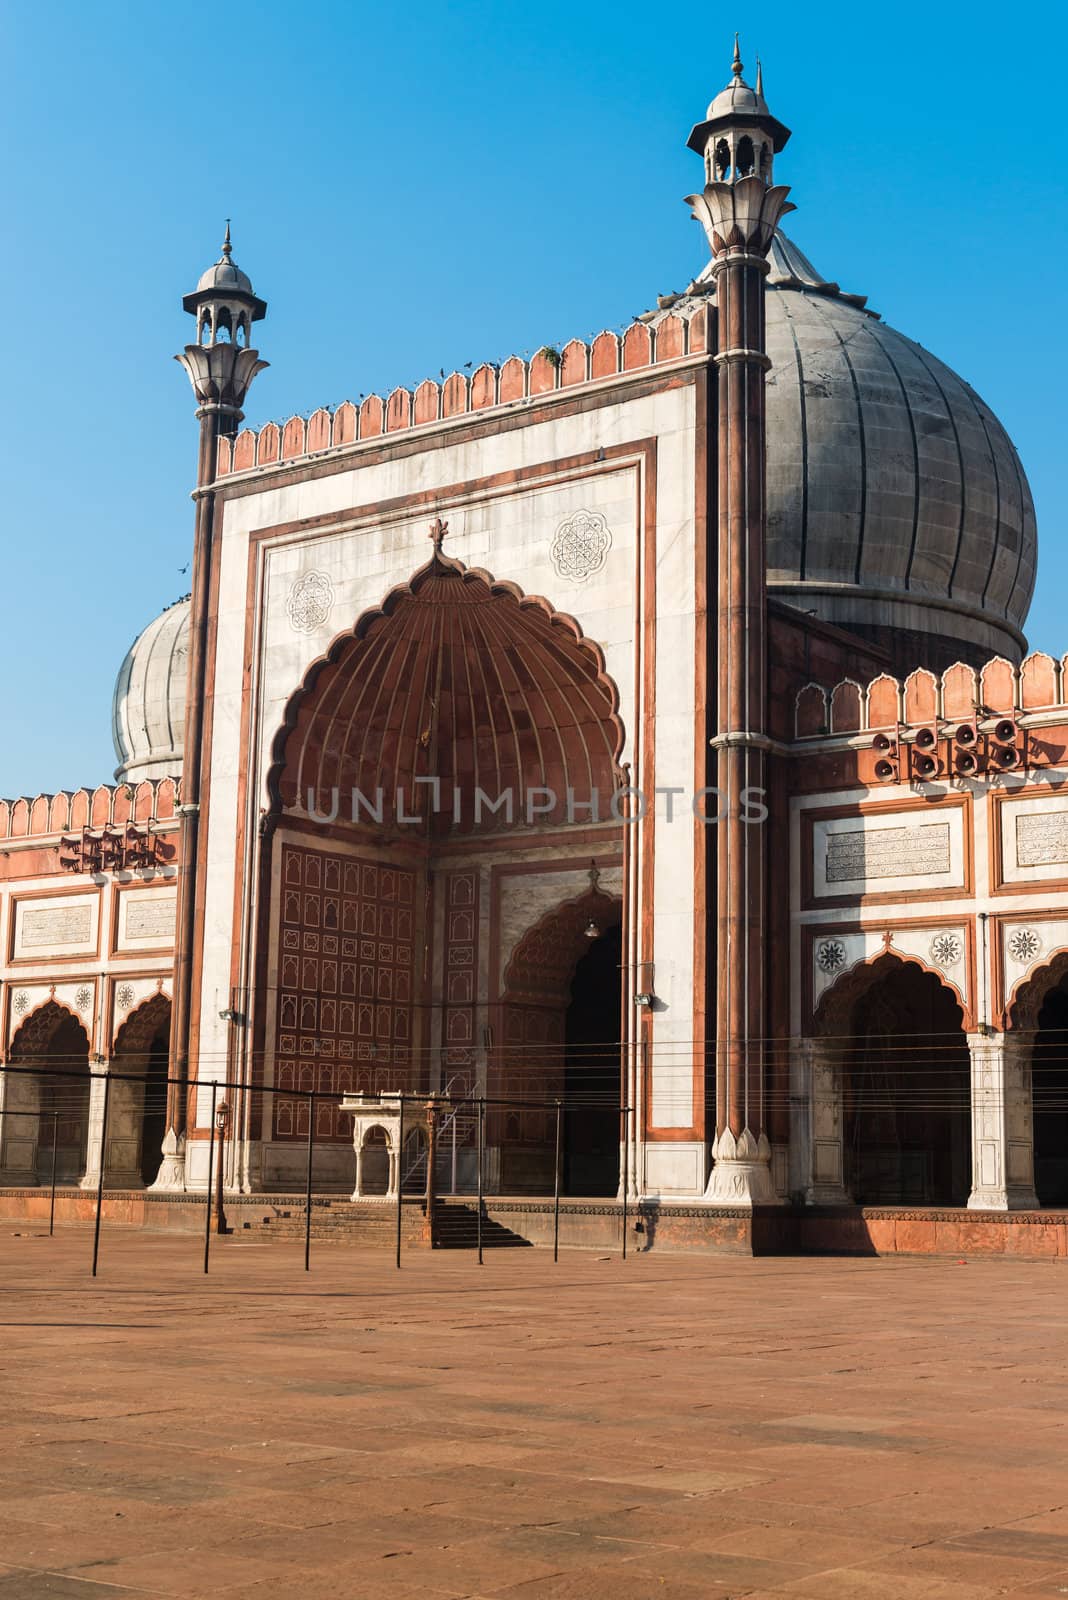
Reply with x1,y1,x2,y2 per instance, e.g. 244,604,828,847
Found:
476,1096,484,1267
621,1104,628,1261
553,1099,562,1264
48,1112,58,1238
204,1080,217,1275
91,1073,111,1278
304,1091,315,1273
394,1095,404,1270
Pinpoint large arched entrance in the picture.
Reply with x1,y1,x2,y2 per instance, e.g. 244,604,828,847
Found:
817,955,971,1206
110,994,172,1188
497,892,622,1195
261,549,626,1189
6,1004,91,1184
1013,958,1068,1208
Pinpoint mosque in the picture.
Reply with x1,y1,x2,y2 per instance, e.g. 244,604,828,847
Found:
2,47,1067,1254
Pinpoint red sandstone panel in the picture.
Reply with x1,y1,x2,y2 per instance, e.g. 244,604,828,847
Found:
980,657,1016,712
157,778,178,819
590,332,619,378
560,339,588,387
112,787,131,825
28,796,49,833
332,401,356,445
867,673,901,728
499,357,526,402
307,408,331,452
49,795,70,833
1020,652,1058,708
470,364,497,409
529,349,557,396
257,422,281,464
941,662,978,720
70,791,89,830
904,668,937,725
414,379,440,425
442,373,468,417
386,389,412,432
795,684,827,737
132,782,154,823
359,396,383,438
216,437,232,476
689,308,708,353
233,430,256,472
273,843,420,1142
655,315,685,361
622,323,651,371
830,681,861,733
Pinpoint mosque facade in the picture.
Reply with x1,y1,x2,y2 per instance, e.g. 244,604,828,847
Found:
3,50,1068,1254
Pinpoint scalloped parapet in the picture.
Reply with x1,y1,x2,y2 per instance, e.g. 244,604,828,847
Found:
0,778,180,840
214,305,709,478
792,653,1064,741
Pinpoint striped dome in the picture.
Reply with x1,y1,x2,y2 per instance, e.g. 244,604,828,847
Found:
676,232,1037,666
112,599,189,783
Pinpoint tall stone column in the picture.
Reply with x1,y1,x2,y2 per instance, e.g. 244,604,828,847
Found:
967,1031,1039,1210
685,46,794,1205
152,230,268,1192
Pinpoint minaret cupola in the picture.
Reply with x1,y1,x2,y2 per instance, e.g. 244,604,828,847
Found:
175,225,268,436
687,38,791,188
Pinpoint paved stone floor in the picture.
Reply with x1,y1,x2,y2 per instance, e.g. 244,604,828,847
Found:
2,1232,1068,1599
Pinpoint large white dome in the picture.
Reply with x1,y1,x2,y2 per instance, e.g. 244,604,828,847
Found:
112,599,189,783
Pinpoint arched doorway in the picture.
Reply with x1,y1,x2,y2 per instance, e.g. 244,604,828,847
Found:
498,892,622,1195
111,994,172,1187
565,924,623,1194
1029,972,1068,1206
7,1004,91,1185
817,955,971,1206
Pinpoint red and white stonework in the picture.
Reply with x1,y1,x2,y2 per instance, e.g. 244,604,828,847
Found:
3,52,1065,1254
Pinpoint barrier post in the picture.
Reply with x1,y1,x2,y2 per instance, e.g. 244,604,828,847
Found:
304,1090,315,1272
49,1112,59,1238
553,1099,562,1264
91,1073,111,1278
621,1104,629,1260
203,1080,217,1275
476,1096,484,1266
395,1095,405,1270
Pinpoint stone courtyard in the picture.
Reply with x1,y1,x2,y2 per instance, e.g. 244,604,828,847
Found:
2,1234,1068,1599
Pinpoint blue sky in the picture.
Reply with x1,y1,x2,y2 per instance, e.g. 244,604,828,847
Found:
1,0,1065,797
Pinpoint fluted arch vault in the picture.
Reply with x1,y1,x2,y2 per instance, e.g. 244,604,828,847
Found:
271,554,625,834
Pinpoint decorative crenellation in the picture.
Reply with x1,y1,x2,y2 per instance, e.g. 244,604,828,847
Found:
0,778,179,843
214,309,709,478
794,655,1068,741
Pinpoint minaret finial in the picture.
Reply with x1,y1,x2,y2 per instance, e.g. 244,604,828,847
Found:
732,33,743,77
222,219,232,259
755,57,763,95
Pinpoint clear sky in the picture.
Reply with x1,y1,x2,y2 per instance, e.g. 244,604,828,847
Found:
1,0,1065,798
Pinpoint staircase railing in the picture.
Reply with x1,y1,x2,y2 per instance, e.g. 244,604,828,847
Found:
401,1077,478,1195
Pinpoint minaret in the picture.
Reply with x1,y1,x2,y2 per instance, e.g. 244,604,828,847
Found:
154,230,268,1190
686,45,793,1206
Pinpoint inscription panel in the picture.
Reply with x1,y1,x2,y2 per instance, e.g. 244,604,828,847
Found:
13,894,98,959
809,806,966,902
1000,793,1068,885
118,890,177,948
1016,810,1068,868
826,824,952,884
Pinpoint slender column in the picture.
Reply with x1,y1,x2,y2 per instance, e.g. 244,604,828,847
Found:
967,1030,1039,1210
80,1069,110,1191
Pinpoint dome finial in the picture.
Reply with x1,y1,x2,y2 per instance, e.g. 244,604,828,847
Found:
732,33,743,78
755,57,763,95
222,219,232,260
